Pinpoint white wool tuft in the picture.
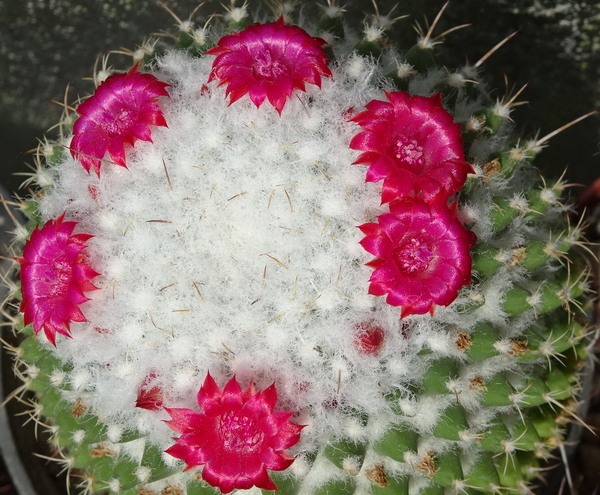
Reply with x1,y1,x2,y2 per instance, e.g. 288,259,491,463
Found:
106,424,123,443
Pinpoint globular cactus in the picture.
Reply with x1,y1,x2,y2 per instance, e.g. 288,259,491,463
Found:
1,2,595,495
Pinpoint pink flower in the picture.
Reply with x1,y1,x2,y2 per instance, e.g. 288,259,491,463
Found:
70,64,170,175
350,91,473,204
16,214,99,346
359,197,476,318
165,373,303,494
206,17,332,114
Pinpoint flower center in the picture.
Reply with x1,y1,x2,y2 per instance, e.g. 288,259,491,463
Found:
252,49,289,81
392,137,424,172
393,237,433,274
46,254,72,296
219,411,265,451
104,108,136,137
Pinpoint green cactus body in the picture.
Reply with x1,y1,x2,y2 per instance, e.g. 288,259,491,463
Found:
1,2,592,495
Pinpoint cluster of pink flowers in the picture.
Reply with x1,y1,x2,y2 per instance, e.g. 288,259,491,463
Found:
350,91,476,317
17,17,476,494
67,18,330,178
19,18,328,494
20,65,172,344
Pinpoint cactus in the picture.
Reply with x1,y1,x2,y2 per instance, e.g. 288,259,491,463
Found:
1,2,594,495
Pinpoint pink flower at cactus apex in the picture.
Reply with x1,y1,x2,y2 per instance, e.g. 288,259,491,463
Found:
16,214,99,346
359,197,476,318
165,373,303,494
70,64,170,175
206,16,332,114
350,91,473,204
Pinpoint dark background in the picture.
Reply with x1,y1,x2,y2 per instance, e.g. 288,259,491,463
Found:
1,1,600,494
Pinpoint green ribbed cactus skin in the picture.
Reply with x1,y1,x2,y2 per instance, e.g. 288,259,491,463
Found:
2,2,592,495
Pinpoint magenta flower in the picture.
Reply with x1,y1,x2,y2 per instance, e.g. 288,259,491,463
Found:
359,197,476,318
350,91,473,204
16,214,99,346
165,373,303,494
70,64,170,175
206,17,332,114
